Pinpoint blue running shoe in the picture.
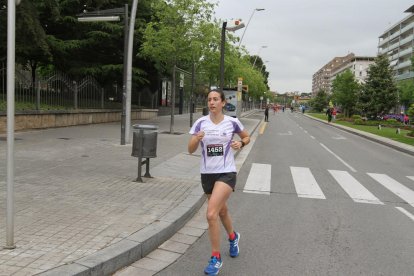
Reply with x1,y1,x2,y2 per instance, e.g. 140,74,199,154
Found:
204,256,222,275
229,232,240,257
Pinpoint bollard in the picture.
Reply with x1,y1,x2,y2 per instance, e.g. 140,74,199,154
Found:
396,128,401,134
378,124,381,130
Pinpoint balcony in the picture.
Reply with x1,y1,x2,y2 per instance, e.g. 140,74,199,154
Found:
395,71,414,81
395,60,411,70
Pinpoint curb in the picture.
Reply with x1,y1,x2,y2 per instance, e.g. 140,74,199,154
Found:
305,114,414,156
37,186,206,276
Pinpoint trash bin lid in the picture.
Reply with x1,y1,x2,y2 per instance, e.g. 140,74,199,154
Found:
132,124,158,130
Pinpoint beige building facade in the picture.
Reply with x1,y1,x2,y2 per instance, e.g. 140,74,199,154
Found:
330,56,375,84
312,53,373,96
378,5,414,81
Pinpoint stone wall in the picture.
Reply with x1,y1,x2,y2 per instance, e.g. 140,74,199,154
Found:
0,109,158,133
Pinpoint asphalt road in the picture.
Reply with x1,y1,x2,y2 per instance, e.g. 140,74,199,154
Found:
157,111,414,275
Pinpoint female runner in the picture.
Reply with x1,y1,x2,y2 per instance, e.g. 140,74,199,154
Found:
188,90,250,275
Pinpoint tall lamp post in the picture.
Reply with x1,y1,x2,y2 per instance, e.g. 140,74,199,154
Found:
238,8,265,47
252,45,267,68
261,60,269,72
5,0,22,250
77,0,138,145
78,7,128,144
220,20,245,92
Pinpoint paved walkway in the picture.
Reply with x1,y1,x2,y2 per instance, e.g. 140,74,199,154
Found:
0,111,261,276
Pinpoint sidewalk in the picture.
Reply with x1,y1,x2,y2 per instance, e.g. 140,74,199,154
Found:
0,111,261,276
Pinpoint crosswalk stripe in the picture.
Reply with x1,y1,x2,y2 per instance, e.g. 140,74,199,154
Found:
368,173,414,208
395,207,414,222
329,170,383,205
290,167,326,199
407,176,414,182
243,163,271,195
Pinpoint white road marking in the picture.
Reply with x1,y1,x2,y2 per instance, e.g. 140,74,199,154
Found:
368,173,414,207
407,176,414,182
290,166,326,199
310,136,315,139
395,207,414,222
243,163,271,195
278,131,292,135
320,143,356,172
329,170,383,204
332,136,346,140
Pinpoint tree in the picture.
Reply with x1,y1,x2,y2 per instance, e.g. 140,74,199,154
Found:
331,69,360,117
360,54,398,117
140,0,216,76
0,0,52,87
397,79,414,112
310,89,329,112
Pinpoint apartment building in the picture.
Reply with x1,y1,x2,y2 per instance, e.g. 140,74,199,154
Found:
378,5,414,81
312,53,374,96
311,53,354,95
330,56,375,84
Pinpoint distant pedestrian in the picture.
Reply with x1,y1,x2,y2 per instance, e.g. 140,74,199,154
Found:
332,108,337,121
404,114,409,125
326,107,333,123
264,105,269,122
188,89,250,275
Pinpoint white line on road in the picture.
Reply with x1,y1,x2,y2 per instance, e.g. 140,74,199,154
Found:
310,136,315,139
243,163,271,195
320,143,357,172
407,176,414,182
395,207,414,222
278,131,292,135
290,166,326,199
368,173,414,208
328,170,383,204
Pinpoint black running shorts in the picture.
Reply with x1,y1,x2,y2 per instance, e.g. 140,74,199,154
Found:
200,172,237,194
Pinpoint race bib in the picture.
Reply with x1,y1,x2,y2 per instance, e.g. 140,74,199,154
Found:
206,144,223,156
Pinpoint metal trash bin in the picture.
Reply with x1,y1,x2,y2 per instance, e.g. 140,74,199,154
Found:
202,107,209,115
132,124,158,158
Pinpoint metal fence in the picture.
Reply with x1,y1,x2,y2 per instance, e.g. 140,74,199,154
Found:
0,63,211,112
0,63,118,111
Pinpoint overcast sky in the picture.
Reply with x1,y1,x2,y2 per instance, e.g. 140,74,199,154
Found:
211,0,414,93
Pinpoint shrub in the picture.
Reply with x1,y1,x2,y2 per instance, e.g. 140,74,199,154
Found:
336,114,344,120
354,119,365,125
352,115,362,121
383,118,400,126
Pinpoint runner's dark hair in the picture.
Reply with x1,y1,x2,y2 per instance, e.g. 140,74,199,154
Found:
208,89,225,102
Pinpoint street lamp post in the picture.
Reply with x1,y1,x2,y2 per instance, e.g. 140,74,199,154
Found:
77,4,137,145
261,60,269,72
238,8,265,47
219,20,245,92
252,45,267,68
5,0,21,250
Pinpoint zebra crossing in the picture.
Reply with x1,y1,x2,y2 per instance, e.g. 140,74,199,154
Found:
243,163,414,209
